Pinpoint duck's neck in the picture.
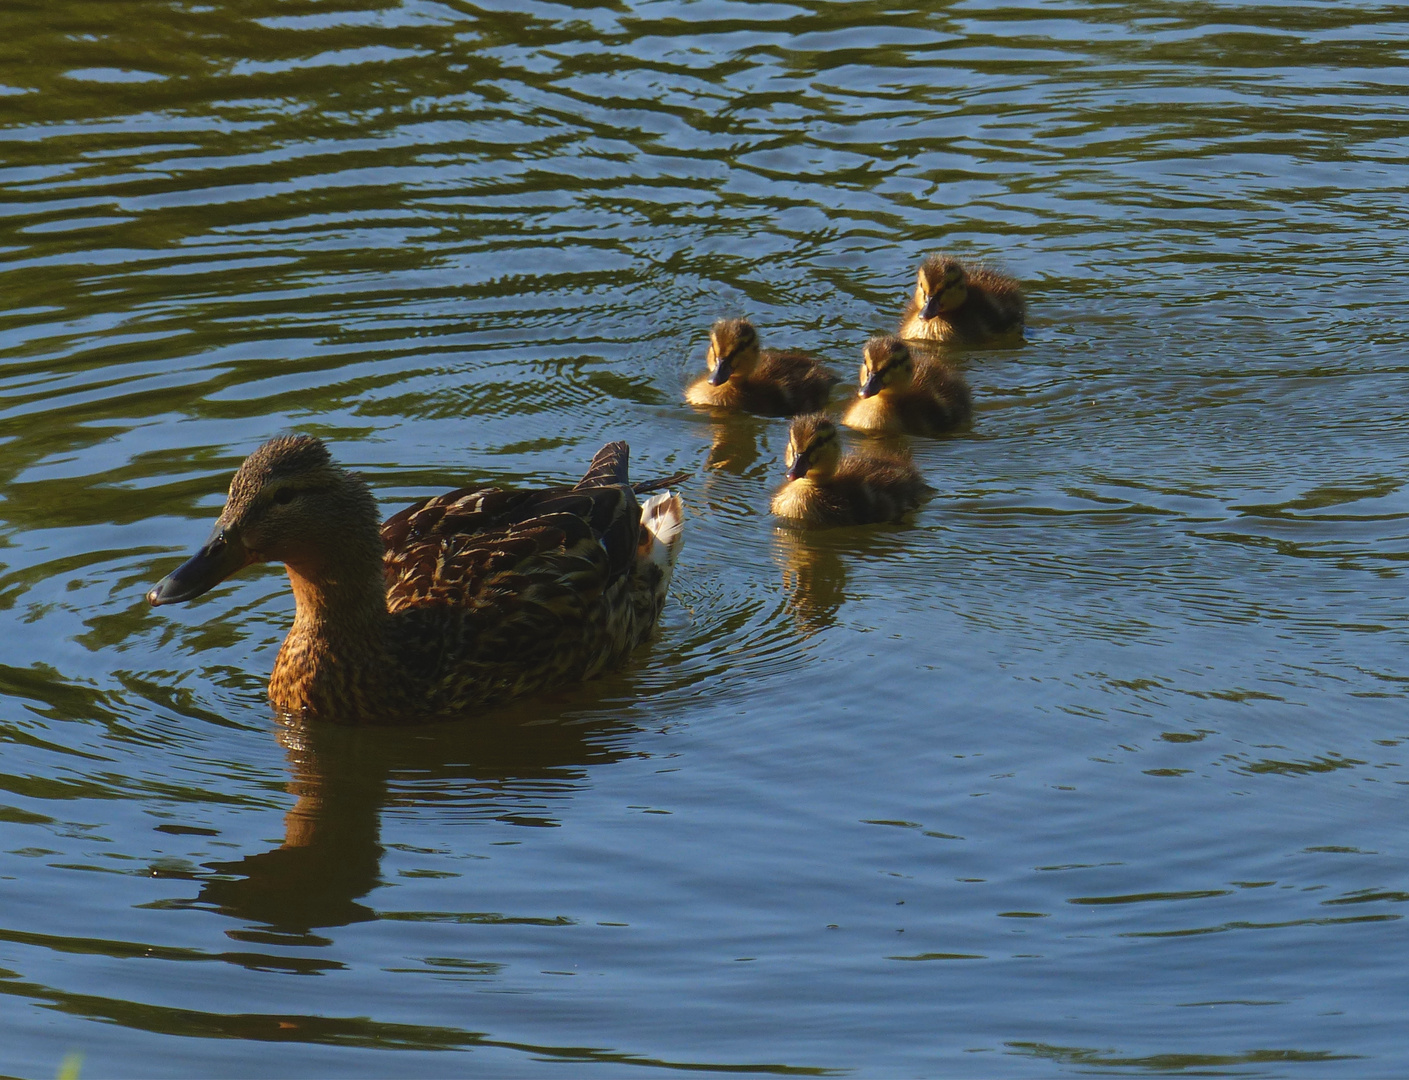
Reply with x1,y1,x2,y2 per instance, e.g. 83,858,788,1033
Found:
287,563,388,641
271,539,392,722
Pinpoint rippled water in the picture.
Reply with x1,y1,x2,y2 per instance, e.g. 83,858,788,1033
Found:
2,0,1408,1075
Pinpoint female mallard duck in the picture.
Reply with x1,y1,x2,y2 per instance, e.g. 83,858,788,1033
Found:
771,414,930,528
147,436,686,725
899,255,1025,344
842,335,972,437
685,317,839,416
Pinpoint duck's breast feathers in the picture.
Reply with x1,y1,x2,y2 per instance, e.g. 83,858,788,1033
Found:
773,479,848,526
841,393,894,434
685,375,741,408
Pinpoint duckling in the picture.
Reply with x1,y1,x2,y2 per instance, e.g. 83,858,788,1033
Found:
686,317,839,416
771,414,930,528
842,335,972,437
899,255,1025,344
147,436,686,725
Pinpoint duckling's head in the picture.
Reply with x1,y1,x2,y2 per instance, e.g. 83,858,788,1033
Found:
916,255,968,318
705,317,761,385
147,435,382,606
858,335,914,398
784,414,842,482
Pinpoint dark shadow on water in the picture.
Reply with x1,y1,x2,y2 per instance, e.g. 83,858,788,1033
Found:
1005,1041,1361,1073
0,971,835,1073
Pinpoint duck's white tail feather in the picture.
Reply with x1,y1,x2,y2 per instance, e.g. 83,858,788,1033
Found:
639,492,685,580
631,491,685,635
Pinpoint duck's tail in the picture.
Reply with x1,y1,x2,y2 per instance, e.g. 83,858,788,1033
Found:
632,470,691,496
577,440,630,489
638,491,685,579
632,491,685,632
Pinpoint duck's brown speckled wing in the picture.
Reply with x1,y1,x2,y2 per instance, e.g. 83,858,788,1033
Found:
371,447,649,713
379,442,641,613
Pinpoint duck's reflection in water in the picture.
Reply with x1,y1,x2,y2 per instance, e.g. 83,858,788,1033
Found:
773,524,928,640
197,708,634,939
774,529,849,638
699,412,768,475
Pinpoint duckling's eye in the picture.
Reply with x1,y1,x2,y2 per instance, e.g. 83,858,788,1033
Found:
272,487,298,505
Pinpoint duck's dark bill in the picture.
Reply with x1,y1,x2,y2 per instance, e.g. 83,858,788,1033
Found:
919,295,945,319
786,458,810,481
707,358,733,386
147,528,248,606
859,373,883,398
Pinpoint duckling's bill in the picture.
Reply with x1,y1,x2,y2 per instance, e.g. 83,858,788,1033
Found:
707,354,734,386
785,453,812,482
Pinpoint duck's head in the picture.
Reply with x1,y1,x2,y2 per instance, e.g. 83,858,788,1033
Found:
705,317,761,385
784,413,841,482
858,335,914,398
147,435,381,606
916,256,968,319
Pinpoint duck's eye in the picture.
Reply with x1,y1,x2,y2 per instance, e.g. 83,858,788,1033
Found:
272,487,298,505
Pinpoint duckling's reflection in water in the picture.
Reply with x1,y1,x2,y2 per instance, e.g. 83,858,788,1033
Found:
774,525,928,639
196,710,634,939
774,530,848,638
700,411,767,475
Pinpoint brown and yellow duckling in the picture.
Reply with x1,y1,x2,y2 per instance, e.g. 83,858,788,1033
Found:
147,436,686,725
771,414,930,528
842,335,972,437
899,254,1025,344
686,317,839,416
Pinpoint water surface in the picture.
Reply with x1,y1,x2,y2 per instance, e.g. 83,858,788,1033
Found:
2,1,1408,1076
